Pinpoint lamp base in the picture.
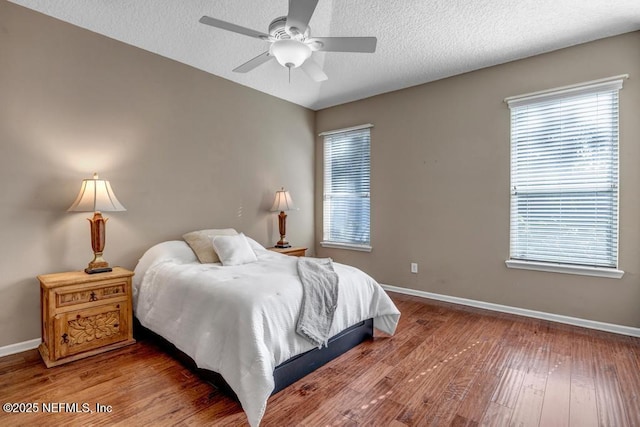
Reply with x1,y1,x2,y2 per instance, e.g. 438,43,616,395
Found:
85,214,112,274
275,211,291,249
85,267,113,274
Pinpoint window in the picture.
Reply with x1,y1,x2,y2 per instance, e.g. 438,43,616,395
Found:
505,76,626,278
320,124,372,251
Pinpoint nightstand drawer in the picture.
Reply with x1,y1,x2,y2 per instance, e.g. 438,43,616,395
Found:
56,281,128,308
53,300,129,359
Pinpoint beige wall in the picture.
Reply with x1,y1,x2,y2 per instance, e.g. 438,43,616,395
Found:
0,2,315,346
316,32,640,328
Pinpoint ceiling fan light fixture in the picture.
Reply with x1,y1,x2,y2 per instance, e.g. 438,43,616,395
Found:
270,39,311,68
308,40,324,51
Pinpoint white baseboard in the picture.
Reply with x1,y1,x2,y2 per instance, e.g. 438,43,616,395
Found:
0,338,41,358
381,284,640,338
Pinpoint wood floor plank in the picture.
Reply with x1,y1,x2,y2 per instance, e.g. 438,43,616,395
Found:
396,357,464,425
491,367,526,408
456,372,501,425
569,376,598,427
347,361,395,393
480,402,512,426
569,332,598,427
590,334,632,427
509,342,550,427
297,386,365,425
454,327,507,423
1,293,639,427
611,336,640,427
263,368,352,426
539,351,571,426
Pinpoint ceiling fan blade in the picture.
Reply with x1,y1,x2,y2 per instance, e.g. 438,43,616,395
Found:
301,59,328,82
285,0,319,36
308,37,377,53
233,51,274,73
199,16,270,40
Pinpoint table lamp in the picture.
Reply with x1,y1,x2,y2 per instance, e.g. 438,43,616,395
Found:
270,187,294,248
67,173,126,274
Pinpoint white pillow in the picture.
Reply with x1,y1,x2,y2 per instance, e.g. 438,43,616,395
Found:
182,228,238,263
212,233,258,266
244,236,268,254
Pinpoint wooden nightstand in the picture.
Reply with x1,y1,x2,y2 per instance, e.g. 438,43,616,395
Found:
268,246,308,257
38,267,136,368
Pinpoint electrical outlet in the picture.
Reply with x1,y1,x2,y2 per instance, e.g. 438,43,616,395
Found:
410,262,418,274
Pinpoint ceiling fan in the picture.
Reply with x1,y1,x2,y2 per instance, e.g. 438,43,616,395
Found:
199,0,377,82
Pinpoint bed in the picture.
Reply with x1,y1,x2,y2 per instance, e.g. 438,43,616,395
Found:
133,234,400,426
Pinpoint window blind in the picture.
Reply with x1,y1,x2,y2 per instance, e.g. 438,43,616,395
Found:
508,78,623,268
322,126,371,246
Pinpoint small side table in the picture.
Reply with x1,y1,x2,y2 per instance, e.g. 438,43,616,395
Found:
38,267,136,368
267,247,308,257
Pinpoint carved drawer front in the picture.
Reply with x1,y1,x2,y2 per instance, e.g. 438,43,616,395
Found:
53,302,128,359
56,282,127,308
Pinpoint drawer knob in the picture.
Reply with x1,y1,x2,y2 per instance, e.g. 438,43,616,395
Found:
89,291,98,302
61,333,69,344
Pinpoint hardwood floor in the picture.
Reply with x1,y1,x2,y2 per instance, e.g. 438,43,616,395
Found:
1,292,639,426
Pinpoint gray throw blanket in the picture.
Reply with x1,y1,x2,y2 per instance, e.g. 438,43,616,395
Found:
296,257,339,348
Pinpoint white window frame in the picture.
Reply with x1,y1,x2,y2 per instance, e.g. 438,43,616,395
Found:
320,124,373,252
505,75,627,279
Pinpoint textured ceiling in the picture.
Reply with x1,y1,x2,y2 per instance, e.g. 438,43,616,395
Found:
8,0,640,110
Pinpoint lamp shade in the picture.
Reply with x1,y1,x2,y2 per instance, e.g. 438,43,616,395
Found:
269,40,311,68
271,187,294,212
67,173,126,213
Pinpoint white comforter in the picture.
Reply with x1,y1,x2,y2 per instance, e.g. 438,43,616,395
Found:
133,240,400,426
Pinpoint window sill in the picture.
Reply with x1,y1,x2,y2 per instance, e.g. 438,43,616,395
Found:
320,242,372,252
505,259,624,279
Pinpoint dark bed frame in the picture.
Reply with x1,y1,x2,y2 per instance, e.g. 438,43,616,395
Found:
135,318,374,399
